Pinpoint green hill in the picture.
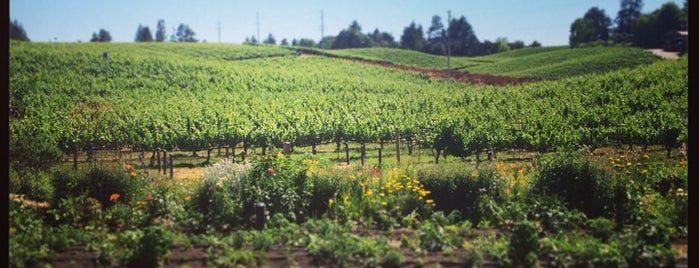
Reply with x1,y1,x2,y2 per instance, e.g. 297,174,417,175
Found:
312,46,661,80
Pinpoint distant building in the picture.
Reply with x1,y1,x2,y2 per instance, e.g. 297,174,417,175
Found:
663,31,688,54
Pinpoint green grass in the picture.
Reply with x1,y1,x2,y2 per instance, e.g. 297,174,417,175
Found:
313,46,661,80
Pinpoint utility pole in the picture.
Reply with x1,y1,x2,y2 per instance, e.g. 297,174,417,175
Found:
217,21,221,43
256,12,260,43
447,10,451,78
321,10,325,40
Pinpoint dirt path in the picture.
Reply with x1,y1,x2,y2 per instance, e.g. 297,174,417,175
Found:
646,49,681,59
301,53,536,86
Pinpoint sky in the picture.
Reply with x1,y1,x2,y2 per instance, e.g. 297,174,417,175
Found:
10,0,685,46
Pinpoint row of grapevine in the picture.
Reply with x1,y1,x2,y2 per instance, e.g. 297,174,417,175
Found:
9,42,687,159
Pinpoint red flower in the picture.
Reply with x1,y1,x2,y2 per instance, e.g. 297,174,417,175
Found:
267,167,275,174
145,195,153,201
372,167,381,177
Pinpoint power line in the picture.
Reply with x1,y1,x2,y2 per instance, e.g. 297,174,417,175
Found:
256,12,260,43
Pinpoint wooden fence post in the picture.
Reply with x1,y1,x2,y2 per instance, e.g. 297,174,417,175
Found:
344,142,350,165
395,129,401,167
169,155,174,178
162,150,167,175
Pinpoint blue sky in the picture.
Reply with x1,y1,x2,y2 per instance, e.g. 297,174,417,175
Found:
10,0,684,46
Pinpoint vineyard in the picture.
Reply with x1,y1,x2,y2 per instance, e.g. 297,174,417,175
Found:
9,41,688,267
9,41,685,159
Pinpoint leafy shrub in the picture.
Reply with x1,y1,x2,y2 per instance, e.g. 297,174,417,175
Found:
531,153,615,218
9,196,52,267
9,122,62,170
50,168,85,201
620,216,677,267
195,158,251,230
129,225,176,267
418,163,503,225
84,167,134,208
196,154,313,229
586,217,615,242
9,168,54,202
526,195,587,233
381,248,404,268
509,221,539,267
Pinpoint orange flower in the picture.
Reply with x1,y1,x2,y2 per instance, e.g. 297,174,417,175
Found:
109,193,120,202
130,171,137,177
124,164,133,171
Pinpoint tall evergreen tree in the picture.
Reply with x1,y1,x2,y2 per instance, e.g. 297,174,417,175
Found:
424,15,446,55
583,7,612,41
400,21,425,51
447,16,479,56
614,0,643,42
90,28,112,42
135,25,154,42
155,19,167,42
10,19,30,41
174,23,198,42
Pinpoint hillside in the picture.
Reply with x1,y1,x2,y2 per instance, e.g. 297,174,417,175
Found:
311,46,661,80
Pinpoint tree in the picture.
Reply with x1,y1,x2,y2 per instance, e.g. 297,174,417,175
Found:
318,36,336,49
569,7,611,47
296,38,317,47
263,33,276,45
400,21,425,51
332,20,373,49
530,40,542,47
613,0,643,43
569,18,596,47
495,37,510,53
135,24,154,42
155,19,166,42
174,23,197,42
447,16,480,56
424,15,446,55
90,28,112,42
369,28,397,47
280,38,289,46
631,2,684,48
10,19,30,41
508,40,525,50
583,7,612,41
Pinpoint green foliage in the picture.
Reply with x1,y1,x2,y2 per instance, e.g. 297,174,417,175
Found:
508,221,540,267
9,197,52,266
85,167,134,208
526,196,587,233
381,248,404,268
196,154,312,229
418,163,503,225
587,217,615,242
129,225,176,267
532,153,615,218
10,168,54,202
9,120,62,169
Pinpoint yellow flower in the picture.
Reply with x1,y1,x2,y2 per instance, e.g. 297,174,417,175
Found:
426,199,434,204
381,201,387,206
328,198,335,205
379,192,386,197
643,154,650,159
626,162,632,166
641,169,648,174
277,151,284,159
365,189,374,196
184,195,191,201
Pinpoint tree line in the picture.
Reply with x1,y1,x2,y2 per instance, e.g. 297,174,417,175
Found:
569,0,687,48
9,0,687,53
